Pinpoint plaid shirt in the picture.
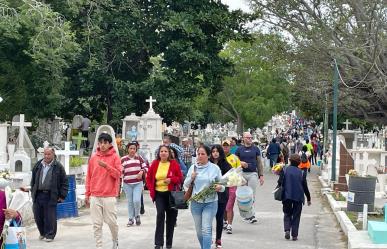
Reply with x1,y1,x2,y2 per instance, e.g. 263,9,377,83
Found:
183,145,194,164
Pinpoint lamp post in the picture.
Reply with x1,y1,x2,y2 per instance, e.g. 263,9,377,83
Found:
331,59,339,182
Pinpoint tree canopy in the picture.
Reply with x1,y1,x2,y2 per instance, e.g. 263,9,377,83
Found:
0,0,252,125
0,0,79,121
212,34,292,132
249,0,387,124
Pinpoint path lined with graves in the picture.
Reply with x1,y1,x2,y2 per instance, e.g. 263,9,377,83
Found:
27,168,346,249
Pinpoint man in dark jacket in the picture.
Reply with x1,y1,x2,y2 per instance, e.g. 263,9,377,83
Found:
278,154,311,241
30,147,68,242
267,138,281,168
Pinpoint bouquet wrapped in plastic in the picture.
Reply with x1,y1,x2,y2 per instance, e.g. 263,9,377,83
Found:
272,163,284,175
189,167,246,202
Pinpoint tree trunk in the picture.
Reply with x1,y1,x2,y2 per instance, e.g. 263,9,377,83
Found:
107,94,113,124
237,115,243,135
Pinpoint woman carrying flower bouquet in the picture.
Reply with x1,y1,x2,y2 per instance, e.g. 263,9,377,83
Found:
184,145,225,249
210,145,231,248
146,145,183,249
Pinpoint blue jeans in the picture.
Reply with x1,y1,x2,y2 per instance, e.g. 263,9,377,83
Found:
122,182,143,219
190,201,218,249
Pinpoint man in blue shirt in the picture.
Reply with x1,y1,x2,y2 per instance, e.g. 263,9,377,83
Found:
236,132,264,224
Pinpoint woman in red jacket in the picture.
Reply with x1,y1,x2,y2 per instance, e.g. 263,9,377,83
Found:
146,145,183,249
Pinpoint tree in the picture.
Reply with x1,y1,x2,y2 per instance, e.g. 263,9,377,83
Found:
215,34,292,132
0,0,79,121
45,0,252,125
249,0,387,124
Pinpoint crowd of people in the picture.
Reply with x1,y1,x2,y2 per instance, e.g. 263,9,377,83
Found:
0,120,323,249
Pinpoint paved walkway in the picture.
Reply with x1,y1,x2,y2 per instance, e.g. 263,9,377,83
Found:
27,167,347,249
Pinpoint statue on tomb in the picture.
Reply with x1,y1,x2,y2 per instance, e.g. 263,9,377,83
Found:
127,126,137,142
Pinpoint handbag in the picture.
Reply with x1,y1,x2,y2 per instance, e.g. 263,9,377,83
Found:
169,190,188,209
183,165,197,201
273,186,283,201
4,219,27,249
274,166,287,201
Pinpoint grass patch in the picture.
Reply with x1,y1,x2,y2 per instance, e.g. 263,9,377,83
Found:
332,192,346,201
345,211,385,230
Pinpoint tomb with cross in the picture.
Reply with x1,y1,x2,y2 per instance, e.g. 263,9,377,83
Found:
11,114,34,172
342,119,352,131
146,96,156,112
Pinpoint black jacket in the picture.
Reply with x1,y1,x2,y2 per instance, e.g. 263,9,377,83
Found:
31,159,68,204
215,159,232,204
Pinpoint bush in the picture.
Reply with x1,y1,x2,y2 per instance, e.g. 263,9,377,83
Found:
70,156,85,167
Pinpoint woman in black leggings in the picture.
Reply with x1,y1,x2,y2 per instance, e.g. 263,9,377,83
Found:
210,145,231,248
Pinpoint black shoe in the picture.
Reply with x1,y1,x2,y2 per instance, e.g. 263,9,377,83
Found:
166,245,172,249
154,246,162,249
292,237,298,241
140,208,145,215
285,231,290,240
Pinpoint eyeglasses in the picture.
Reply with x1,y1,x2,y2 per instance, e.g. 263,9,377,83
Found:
244,137,253,139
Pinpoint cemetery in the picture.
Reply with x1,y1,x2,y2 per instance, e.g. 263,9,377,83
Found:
0,93,385,249
0,1,385,249
319,120,387,249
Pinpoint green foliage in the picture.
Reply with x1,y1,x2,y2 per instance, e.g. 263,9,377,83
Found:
213,34,292,130
46,0,251,125
0,0,79,121
70,156,85,167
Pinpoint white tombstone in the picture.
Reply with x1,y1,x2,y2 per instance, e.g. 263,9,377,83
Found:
12,150,31,172
137,96,163,161
11,115,33,172
0,123,9,169
56,142,80,175
72,115,83,129
7,144,15,170
92,125,119,155
12,114,32,152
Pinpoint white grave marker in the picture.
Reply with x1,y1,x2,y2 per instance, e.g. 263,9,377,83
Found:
56,142,79,174
12,114,32,152
146,96,156,111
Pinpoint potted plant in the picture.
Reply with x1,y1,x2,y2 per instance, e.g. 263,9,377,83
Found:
70,156,84,175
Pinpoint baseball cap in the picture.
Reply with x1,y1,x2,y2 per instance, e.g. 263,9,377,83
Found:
222,140,231,146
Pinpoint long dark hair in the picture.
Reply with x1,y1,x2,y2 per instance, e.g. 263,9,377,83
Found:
210,144,226,164
169,147,178,160
156,145,171,161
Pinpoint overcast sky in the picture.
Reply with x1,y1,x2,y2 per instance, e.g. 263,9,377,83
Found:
221,0,251,13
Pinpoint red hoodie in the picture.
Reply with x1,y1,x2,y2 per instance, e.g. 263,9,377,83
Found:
146,159,183,201
86,146,122,198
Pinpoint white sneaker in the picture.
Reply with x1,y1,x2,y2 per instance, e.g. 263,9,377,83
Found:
226,224,232,234
249,216,258,223
112,240,119,249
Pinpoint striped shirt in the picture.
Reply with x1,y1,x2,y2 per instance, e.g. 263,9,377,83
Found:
121,155,147,184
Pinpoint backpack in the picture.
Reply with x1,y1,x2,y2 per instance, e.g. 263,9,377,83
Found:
301,152,308,163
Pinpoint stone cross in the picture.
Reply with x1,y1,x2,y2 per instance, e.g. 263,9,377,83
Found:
72,132,87,150
343,119,352,130
12,114,32,151
56,141,79,174
146,96,156,110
